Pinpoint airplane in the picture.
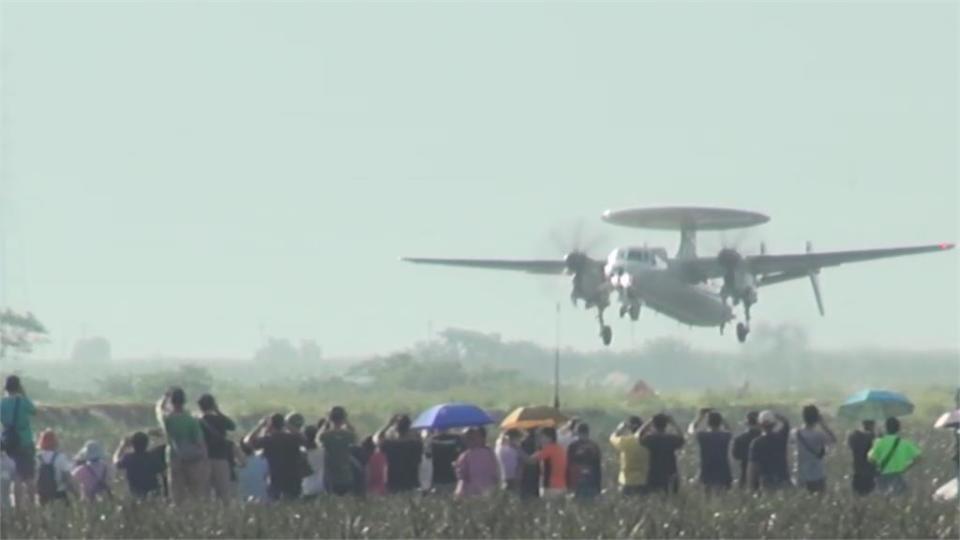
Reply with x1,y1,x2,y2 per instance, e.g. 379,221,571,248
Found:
402,206,955,346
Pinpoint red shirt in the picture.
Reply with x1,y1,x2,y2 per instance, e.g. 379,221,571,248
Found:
533,443,567,490
366,450,387,496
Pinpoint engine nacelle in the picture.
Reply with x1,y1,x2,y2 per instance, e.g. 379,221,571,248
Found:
565,252,610,310
718,248,758,306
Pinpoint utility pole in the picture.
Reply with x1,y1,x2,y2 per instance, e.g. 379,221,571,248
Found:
553,302,560,410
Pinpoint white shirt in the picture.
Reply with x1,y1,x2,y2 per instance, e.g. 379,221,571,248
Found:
38,450,73,492
0,453,14,482
302,447,325,496
238,454,269,503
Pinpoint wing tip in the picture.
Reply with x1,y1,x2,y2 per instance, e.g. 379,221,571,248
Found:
938,242,955,250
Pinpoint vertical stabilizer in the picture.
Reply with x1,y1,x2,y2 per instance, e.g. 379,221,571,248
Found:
676,227,697,259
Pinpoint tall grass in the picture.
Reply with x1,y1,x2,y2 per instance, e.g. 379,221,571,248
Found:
3,488,957,539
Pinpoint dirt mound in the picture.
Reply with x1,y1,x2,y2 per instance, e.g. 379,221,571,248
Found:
36,403,155,427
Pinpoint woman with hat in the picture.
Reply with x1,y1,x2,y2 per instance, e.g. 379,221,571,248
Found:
71,440,112,501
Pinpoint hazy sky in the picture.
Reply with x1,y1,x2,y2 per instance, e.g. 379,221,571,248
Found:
2,1,957,359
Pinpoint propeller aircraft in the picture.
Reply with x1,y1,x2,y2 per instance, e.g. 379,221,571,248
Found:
403,206,954,346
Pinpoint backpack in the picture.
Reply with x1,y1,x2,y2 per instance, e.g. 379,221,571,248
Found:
796,430,826,460
37,452,62,499
83,463,113,499
173,439,206,462
169,415,206,462
1,398,21,456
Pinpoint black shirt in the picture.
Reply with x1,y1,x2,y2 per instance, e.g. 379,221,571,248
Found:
732,428,761,486
252,431,304,498
430,433,464,486
117,448,165,498
381,437,423,493
200,413,236,461
567,438,602,492
641,432,685,490
519,434,540,497
749,429,790,489
848,430,876,477
696,431,732,487
773,421,791,482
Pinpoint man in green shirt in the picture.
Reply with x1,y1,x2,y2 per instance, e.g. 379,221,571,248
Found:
1,376,37,507
868,417,921,495
156,387,209,503
319,406,357,496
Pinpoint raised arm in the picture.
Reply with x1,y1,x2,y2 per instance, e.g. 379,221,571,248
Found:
374,416,396,445
687,410,707,435
243,416,269,448
818,418,837,444
112,436,130,466
154,393,169,427
220,412,237,432
610,421,628,446
669,416,686,443
774,413,790,434
637,418,656,438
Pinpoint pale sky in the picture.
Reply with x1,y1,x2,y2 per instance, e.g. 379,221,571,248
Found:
1,1,957,359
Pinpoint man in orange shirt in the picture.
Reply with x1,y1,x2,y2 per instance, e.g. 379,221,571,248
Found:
531,427,567,499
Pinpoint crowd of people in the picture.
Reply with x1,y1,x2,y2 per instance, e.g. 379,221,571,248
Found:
0,375,940,508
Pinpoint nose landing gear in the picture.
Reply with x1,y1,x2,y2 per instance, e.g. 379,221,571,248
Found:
618,301,641,321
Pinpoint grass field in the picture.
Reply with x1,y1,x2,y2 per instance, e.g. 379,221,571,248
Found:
2,483,957,539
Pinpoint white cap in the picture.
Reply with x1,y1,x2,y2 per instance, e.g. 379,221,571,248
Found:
758,410,777,426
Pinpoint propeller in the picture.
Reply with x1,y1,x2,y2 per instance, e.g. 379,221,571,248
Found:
716,247,743,299
538,219,609,308
549,218,607,264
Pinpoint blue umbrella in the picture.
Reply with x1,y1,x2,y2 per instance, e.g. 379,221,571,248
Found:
411,403,494,430
838,389,914,421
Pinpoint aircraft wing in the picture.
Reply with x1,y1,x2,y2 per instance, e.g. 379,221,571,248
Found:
747,243,954,276
678,243,954,281
401,257,567,275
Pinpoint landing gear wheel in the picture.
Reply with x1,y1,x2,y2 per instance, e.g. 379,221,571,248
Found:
601,325,613,346
736,323,749,343
629,304,640,321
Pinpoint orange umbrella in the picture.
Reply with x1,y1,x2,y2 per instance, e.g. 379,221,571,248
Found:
500,406,568,430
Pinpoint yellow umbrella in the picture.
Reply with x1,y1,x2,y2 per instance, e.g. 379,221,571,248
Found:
499,406,568,430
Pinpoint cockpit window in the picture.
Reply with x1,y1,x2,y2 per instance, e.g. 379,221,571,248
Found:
626,250,648,262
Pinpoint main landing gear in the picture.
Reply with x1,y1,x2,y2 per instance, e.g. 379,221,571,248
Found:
736,322,749,343
735,302,753,343
723,297,753,343
598,306,612,346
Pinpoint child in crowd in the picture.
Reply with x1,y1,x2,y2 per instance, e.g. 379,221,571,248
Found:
236,442,268,503
71,440,112,501
36,429,75,504
363,436,387,497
